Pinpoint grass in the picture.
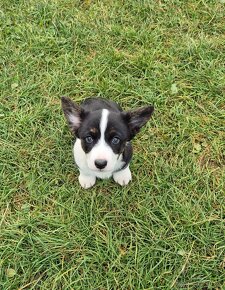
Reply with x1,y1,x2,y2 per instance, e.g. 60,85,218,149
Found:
0,0,224,289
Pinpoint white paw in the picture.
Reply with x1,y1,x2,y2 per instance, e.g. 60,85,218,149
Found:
113,167,132,186
79,174,96,189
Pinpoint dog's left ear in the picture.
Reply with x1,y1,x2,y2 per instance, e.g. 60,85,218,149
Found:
61,96,84,134
123,106,154,138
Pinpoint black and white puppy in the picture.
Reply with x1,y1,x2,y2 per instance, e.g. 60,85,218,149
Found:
61,97,154,189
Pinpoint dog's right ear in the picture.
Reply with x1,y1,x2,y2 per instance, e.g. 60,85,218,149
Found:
61,97,84,134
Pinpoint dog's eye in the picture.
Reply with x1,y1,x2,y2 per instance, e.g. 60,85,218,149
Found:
111,137,120,145
85,136,93,143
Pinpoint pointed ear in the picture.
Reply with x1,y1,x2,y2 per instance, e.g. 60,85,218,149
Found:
123,106,154,138
61,97,84,134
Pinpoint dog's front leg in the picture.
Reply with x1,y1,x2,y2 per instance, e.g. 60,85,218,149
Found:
113,166,132,186
78,171,96,189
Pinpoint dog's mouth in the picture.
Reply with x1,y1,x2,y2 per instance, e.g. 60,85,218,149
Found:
91,167,112,173
94,168,110,172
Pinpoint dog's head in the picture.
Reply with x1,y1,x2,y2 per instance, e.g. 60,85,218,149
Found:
61,97,154,172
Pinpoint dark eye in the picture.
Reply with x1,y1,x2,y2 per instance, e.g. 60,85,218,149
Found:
111,137,120,145
85,136,93,144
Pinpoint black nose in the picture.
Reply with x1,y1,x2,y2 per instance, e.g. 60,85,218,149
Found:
95,159,107,169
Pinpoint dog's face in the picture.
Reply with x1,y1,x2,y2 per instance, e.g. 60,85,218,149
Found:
61,97,154,172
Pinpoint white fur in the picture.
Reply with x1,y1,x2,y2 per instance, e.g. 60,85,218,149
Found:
113,166,132,186
68,114,80,128
73,109,126,188
78,174,96,189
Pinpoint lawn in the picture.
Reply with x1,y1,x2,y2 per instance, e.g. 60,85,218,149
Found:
0,0,224,289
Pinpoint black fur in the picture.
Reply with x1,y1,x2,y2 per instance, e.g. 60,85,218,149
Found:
81,97,122,112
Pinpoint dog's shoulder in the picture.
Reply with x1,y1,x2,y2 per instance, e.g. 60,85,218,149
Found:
81,97,122,113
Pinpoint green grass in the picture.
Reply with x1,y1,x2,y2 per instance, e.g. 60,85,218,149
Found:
0,0,225,289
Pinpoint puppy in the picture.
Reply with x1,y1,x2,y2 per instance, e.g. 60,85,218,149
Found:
61,97,154,189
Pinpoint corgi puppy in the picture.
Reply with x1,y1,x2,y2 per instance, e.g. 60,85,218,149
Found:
61,97,154,189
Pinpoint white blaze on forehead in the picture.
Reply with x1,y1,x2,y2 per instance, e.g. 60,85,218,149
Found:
99,109,109,140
